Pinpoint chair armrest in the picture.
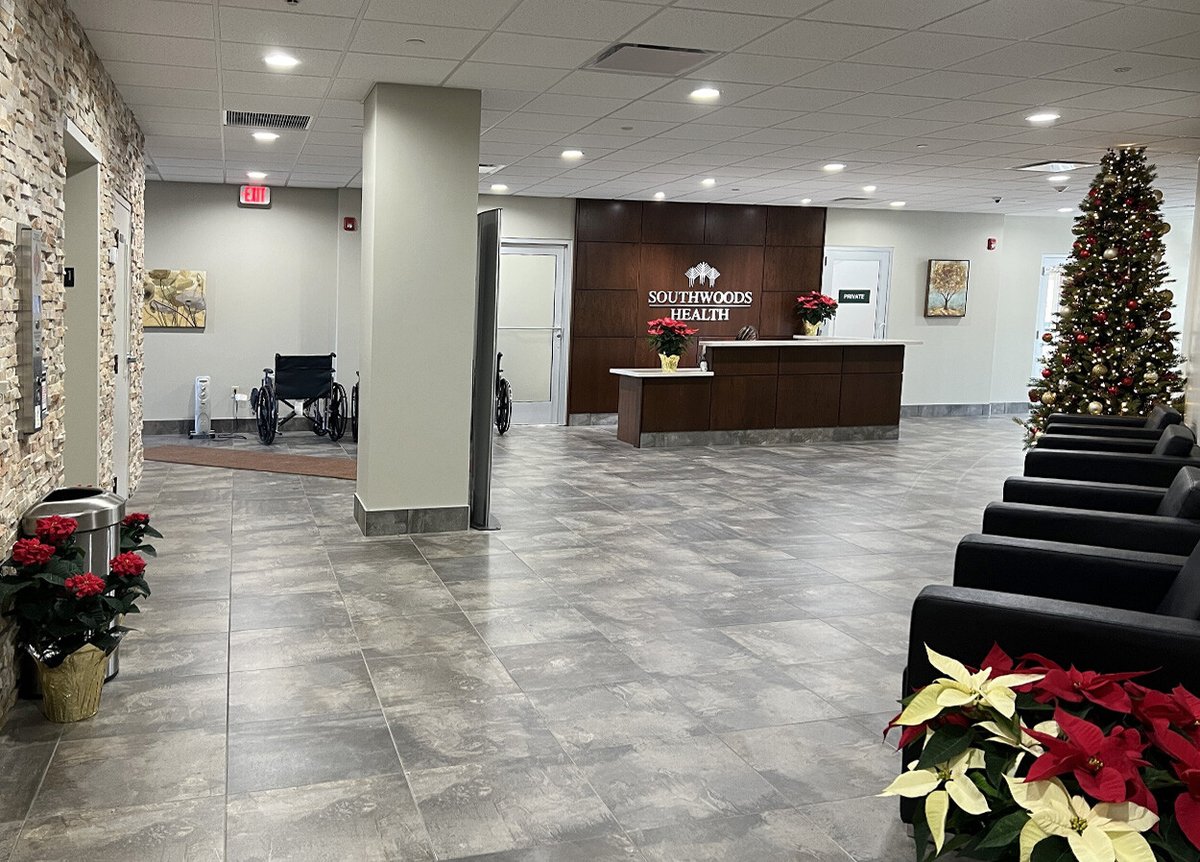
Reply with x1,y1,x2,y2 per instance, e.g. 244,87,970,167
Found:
1043,424,1164,440
953,533,1182,612
909,586,1200,691
1001,477,1164,513
1025,450,1200,487
1034,435,1156,453
982,502,1200,555
1046,413,1146,429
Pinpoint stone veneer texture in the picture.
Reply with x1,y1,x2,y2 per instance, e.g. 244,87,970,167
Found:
0,0,145,718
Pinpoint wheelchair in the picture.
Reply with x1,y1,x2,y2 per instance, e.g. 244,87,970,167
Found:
250,353,348,445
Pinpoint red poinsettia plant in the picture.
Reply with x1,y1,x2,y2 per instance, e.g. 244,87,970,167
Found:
795,291,838,325
884,644,1200,861
0,513,159,667
646,317,699,357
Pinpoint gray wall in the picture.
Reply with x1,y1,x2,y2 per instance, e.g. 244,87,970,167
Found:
143,182,340,421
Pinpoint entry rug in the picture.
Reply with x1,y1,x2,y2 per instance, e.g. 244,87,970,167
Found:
145,445,357,480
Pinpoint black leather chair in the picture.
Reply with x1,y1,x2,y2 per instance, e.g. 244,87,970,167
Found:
1044,404,1181,435
1024,426,1200,487
1033,423,1194,453
1002,466,1200,515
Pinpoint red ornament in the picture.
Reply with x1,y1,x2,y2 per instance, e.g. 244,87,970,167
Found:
1107,386,1119,395
1125,198,1134,206
1127,300,1138,310
1041,368,1052,379
1094,312,1108,323
1075,333,1088,343
1029,389,1041,402
1042,332,1054,343
1124,322,1136,331
1063,356,1074,365
1122,376,1134,387
1080,250,1090,257
1161,310,1172,321
1143,230,1153,239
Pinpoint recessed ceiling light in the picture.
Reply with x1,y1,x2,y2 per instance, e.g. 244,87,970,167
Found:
263,52,300,69
862,185,876,193
889,201,906,207
561,149,584,160
490,183,509,193
252,131,280,142
800,198,812,205
1057,207,1073,213
653,191,666,200
247,171,268,180
688,86,721,102
1046,174,1070,183
701,177,716,187
823,163,846,172
1026,112,1061,124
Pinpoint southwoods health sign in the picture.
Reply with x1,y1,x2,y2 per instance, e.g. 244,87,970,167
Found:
647,262,753,322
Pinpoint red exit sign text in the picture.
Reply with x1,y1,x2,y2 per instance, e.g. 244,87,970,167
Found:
239,185,271,208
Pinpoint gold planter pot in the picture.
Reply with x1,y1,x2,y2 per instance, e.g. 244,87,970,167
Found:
36,644,107,723
800,320,821,336
658,353,681,373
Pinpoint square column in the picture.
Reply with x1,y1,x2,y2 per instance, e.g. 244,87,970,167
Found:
354,83,481,535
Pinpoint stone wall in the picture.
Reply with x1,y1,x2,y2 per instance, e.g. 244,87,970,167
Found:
0,0,145,719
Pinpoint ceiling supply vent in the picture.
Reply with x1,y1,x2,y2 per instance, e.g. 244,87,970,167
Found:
831,196,870,203
1015,160,1094,173
587,43,717,76
223,110,311,131
478,164,507,175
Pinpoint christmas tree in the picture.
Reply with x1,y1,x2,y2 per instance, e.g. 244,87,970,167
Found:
1021,147,1184,446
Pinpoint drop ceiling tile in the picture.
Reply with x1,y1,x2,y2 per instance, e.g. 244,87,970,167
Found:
624,8,787,52
905,99,1024,123
309,117,362,133
1140,33,1200,60
363,0,514,28
103,61,218,91
690,54,825,86
521,93,631,117
776,112,881,132
927,0,1117,41
947,42,1110,77
742,20,903,60
736,86,855,112
850,117,960,137
495,112,594,132
695,105,801,127
350,23,487,59
566,133,652,148
122,86,220,110
881,71,1021,99
326,79,375,101
1130,94,1200,117
825,93,948,117
1041,7,1200,51
1057,111,1177,132
471,33,610,69
579,117,680,136
222,70,330,98
549,70,667,100
222,0,361,17
972,78,1107,106
610,101,716,122
476,89,536,111
131,105,221,126
807,132,904,150
69,0,215,38
338,53,461,83
146,135,222,154
734,128,830,145
302,144,363,157
1139,118,1200,137
644,79,767,104
319,100,365,120
944,140,1036,157
217,7,355,50
856,31,1013,69
141,120,222,138
155,157,227,169
1059,86,1184,112
220,42,343,76
657,123,747,141
696,141,782,157
500,0,657,39
807,0,979,29
1134,65,1200,91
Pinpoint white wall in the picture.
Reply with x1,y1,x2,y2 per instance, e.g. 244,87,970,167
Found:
477,194,575,241
143,182,339,420
336,188,362,381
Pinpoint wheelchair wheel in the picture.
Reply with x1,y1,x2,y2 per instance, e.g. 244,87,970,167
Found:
328,383,349,442
255,381,277,444
350,382,359,443
495,378,512,436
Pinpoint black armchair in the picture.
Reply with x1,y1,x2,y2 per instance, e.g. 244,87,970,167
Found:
1033,422,1193,453
1024,433,1200,487
1042,424,1165,441
1001,466,1200,514
981,502,1200,554
1044,404,1181,432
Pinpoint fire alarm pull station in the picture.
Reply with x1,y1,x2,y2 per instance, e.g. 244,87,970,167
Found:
343,216,357,232
16,226,47,435
987,237,998,251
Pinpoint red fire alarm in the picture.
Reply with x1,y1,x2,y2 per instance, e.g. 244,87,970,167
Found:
986,237,997,251
343,217,357,232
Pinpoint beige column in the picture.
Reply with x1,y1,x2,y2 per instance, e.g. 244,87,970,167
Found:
1183,159,1200,429
354,83,481,534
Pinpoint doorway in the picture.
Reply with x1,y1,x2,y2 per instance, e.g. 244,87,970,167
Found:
820,247,893,339
113,195,133,497
1032,254,1069,378
497,242,570,425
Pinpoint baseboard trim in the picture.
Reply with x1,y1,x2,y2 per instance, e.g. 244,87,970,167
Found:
900,402,1028,418
638,425,899,448
144,418,259,436
568,413,617,426
353,495,469,536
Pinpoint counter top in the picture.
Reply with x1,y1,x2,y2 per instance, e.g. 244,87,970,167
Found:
610,368,714,378
701,337,920,348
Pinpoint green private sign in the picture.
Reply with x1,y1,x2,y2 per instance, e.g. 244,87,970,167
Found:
838,289,871,304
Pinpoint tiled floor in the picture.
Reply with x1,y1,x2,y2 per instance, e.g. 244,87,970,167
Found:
0,416,1026,861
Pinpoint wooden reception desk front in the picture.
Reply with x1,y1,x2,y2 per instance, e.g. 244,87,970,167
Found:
610,338,910,448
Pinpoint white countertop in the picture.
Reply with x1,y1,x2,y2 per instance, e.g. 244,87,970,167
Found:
699,337,921,348
610,368,714,378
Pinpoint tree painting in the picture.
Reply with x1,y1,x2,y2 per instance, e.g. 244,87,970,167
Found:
143,269,206,329
925,259,969,317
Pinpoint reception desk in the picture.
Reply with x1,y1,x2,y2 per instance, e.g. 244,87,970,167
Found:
611,338,911,448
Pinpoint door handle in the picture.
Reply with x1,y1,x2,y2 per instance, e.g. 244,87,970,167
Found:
125,354,137,366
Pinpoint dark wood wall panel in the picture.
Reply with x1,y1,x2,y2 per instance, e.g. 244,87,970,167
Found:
779,347,843,375
776,375,842,428
842,346,905,374
570,198,828,416
576,243,640,291
711,377,778,430
839,373,903,426
642,202,706,244
709,347,779,376
641,379,713,433
617,378,643,446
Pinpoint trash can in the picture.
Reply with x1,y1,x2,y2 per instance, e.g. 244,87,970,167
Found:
21,488,126,683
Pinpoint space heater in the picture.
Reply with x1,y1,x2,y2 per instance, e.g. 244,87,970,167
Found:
189,375,214,438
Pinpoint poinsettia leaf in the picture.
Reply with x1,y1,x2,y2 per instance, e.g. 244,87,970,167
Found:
1030,837,1073,862
972,810,1029,850
968,770,1002,801
984,747,1012,790
912,804,932,862
145,526,163,539
917,724,973,770
136,544,157,557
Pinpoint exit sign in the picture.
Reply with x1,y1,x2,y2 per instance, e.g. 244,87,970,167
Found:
239,185,271,208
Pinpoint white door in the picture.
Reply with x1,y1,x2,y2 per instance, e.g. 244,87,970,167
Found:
1032,254,1069,377
497,243,569,425
820,247,892,339
113,196,132,497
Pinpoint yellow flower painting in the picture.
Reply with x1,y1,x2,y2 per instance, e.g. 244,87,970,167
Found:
143,269,207,329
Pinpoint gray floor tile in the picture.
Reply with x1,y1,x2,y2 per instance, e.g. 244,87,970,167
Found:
368,649,523,704
354,612,486,658
800,795,915,862
118,630,230,680
467,606,598,648
229,589,350,632
226,773,434,861
720,619,879,666
228,657,377,724
439,833,640,861
63,672,227,740
658,662,844,733
229,623,362,672
611,628,761,677
631,808,854,861
494,635,650,691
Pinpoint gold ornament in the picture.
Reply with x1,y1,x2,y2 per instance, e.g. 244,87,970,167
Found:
1154,189,1164,202
1102,174,1118,185
1102,247,1118,260
1091,363,1108,378
1088,401,1104,414
1144,371,1159,385
1142,328,1156,339
1041,392,1057,405
1160,222,1172,235
1088,211,1100,221
1160,289,1174,303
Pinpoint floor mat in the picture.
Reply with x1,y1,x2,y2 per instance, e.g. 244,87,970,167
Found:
145,444,357,480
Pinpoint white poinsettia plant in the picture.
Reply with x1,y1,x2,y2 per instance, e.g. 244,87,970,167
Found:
882,645,1200,862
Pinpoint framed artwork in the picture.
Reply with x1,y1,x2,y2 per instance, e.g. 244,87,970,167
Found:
143,269,206,329
925,259,969,318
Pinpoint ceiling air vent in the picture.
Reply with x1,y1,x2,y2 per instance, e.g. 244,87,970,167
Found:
224,110,311,131
832,196,870,203
587,43,717,76
478,164,507,175
1015,160,1094,173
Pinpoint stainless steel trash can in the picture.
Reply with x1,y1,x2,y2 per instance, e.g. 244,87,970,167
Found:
21,488,126,682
